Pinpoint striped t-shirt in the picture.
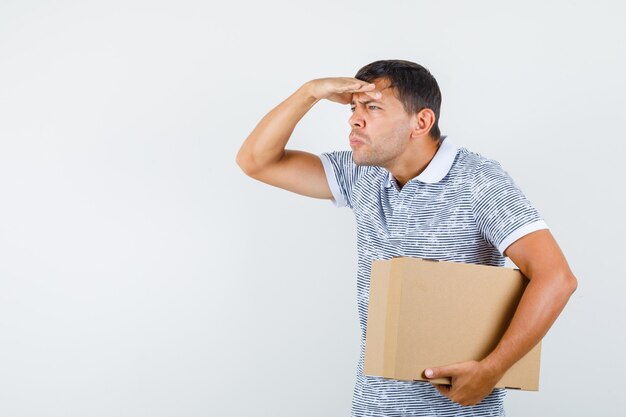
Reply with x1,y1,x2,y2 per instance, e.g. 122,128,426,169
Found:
319,136,547,417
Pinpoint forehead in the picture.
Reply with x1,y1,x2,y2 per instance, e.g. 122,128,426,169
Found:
351,77,399,105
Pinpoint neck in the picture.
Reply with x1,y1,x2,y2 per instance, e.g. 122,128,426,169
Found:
390,138,442,188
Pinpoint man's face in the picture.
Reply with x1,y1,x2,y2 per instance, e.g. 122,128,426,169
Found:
349,77,413,167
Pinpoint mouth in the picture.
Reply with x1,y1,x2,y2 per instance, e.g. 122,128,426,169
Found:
349,134,367,146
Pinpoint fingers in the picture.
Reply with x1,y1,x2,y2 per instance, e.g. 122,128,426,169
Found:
308,77,382,104
426,361,492,406
365,90,382,99
425,363,463,379
354,82,382,99
337,82,375,93
425,366,447,379
352,82,376,91
340,83,381,100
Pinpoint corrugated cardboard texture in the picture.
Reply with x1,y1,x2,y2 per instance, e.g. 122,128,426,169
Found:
363,257,541,391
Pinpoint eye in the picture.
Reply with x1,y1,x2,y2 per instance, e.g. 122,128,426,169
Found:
350,107,356,112
368,105,380,110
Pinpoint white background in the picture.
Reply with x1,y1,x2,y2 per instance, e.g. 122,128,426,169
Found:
1,1,624,416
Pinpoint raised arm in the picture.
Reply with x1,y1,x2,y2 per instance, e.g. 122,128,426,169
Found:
235,78,380,198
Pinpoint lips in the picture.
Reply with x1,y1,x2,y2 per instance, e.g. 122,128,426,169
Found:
350,134,367,146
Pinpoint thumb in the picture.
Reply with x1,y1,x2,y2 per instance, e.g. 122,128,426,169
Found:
424,364,460,379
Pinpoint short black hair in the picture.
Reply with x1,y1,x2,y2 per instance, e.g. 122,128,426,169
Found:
355,60,442,140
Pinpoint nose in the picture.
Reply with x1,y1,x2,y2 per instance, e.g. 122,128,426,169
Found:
349,106,366,129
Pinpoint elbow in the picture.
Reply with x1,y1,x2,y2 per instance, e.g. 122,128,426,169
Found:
535,269,578,301
235,151,247,173
236,146,284,178
553,271,577,301
236,149,258,177
565,272,578,296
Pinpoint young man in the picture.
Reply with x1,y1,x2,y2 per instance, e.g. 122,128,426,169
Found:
236,60,577,416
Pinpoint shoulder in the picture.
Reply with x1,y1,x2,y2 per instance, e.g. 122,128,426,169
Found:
452,147,509,179
454,147,497,169
446,148,517,199
448,147,501,179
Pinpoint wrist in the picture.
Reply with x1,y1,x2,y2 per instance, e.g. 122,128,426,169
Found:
479,354,507,382
299,81,322,103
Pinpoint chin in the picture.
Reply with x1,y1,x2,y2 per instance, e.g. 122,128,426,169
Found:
352,156,377,167
351,153,366,166
352,149,385,167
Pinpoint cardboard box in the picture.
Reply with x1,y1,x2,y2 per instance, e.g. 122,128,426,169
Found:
363,257,541,391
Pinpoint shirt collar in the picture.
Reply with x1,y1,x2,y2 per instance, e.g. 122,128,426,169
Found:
384,135,458,188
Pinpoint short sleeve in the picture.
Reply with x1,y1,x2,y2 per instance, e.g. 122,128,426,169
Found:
471,159,549,256
319,150,361,209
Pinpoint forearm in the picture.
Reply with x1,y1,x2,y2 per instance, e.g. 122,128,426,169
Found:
236,82,318,174
481,270,577,376
424,271,576,406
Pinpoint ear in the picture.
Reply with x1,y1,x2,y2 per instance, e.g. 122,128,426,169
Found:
410,108,436,139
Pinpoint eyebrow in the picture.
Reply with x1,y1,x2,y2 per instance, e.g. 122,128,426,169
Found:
350,99,382,106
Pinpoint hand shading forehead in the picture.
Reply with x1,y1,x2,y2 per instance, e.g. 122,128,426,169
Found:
351,79,395,105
